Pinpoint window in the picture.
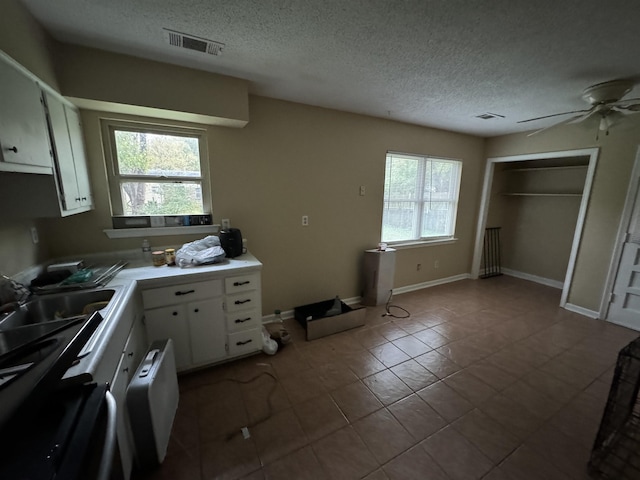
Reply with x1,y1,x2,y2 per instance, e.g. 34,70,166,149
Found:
382,152,462,243
103,121,210,217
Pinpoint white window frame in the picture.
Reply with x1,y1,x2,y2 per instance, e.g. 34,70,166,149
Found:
382,151,462,245
101,119,212,218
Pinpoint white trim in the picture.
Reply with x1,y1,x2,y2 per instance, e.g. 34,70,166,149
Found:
600,145,640,320
501,268,563,289
393,273,471,295
564,303,600,319
390,238,458,249
606,316,640,332
562,149,599,306
471,148,599,309
471,160,496,278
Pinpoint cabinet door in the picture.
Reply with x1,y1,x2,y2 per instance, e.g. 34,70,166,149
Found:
145,305,191,370
65,105,93,208
188,298,226,365
111,353,134,480
45,92,80,211
0,59,51,170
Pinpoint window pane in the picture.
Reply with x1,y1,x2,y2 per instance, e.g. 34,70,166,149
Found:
421,201,452,237
385,155,419,200
383,153,461,242
423,160,457,200
382,201,416,241
114,131,201,178
120,181,204,215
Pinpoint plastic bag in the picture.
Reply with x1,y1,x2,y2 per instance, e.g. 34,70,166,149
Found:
262,326,278,355
175,235,226,268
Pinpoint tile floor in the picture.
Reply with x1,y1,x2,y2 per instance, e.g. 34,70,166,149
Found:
137,276,639,480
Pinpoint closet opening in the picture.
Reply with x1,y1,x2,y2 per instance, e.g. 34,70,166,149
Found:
471,148,599,311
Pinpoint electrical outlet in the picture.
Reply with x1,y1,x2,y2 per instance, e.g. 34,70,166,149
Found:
434,260,439,269
30,226,39,244
359,185,366,196
302,215,309,226
221,218,231,230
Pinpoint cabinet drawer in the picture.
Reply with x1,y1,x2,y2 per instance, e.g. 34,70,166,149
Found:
227,328,261,357
225,273,260,294
225,290,260,313
226,309,261,332
142,279,223,309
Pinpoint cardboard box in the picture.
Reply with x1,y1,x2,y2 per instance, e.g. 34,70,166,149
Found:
294,299,366,341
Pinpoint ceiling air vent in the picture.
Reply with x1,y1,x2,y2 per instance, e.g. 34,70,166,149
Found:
475,112,505,120
163,28,225,56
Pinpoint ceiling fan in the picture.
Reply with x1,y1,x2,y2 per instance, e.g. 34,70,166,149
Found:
518,79,640,137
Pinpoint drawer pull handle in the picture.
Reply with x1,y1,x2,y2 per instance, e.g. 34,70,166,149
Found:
235,299,251,305
236,339,253,346
172,311,178,316
7,146,18,153
128,352,134,357
233,281,250,286
175,289,195,296
194,308,199,313
235,317,252,323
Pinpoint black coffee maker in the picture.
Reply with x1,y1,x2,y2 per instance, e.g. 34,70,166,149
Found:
219,228,243,258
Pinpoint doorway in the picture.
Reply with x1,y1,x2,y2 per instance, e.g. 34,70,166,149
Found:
603,146,640,330
471,148,599,310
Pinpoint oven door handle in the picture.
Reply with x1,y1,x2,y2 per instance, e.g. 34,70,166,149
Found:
96,390,118,480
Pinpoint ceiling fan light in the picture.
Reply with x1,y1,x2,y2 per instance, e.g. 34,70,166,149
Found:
599,115,615,131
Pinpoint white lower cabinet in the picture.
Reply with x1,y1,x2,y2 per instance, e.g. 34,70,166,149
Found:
188,298,226,364
110,315,147,480
144,305,191,370
142,268,262,372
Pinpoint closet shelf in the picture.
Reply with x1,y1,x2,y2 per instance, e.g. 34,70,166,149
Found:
506,165,589,173
501,192,583,197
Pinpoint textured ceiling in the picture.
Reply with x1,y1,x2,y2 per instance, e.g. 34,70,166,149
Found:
19,0,640,137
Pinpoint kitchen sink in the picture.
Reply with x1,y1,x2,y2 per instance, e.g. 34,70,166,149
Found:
0,289,116,331
0,317,84,357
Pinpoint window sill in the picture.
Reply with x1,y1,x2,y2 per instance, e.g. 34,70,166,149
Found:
103,225,219,239
388,238,458,249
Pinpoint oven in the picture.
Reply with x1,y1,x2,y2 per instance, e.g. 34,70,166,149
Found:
0,311,124,479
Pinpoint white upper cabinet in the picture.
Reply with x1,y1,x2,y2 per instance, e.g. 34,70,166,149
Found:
0,51,93,217
44,92,93,214
0,56,52,173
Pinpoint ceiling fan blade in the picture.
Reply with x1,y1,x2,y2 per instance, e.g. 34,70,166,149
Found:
613,103,640,112
526,113,587,136
517,109,591,123
611,97,640,106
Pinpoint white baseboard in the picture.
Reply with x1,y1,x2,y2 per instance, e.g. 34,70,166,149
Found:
501,268,563,290
564,303,600,319
393,273,472,295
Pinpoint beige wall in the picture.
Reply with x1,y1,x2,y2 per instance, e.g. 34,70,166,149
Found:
56,44,250,127
8,0,630,316
0,0,57,276
0,0,59,89
41,98,485,314
486,119,640,311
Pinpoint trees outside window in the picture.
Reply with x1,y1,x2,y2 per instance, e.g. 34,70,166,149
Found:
382,152,462,243
103,122,210,217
